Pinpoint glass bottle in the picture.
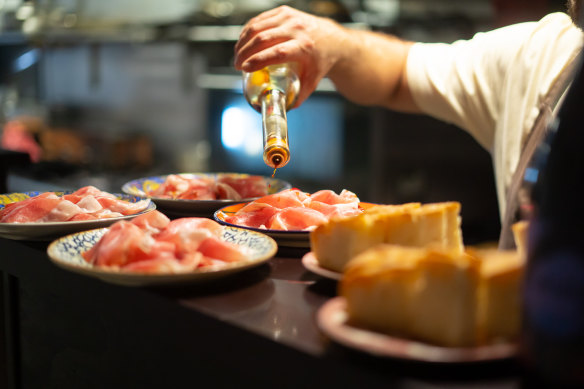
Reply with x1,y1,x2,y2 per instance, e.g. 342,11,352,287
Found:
243,63,300,169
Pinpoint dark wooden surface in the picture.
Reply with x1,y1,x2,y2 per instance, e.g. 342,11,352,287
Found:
0,238,521,389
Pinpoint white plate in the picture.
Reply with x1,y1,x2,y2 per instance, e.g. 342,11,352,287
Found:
317,297,518,363
47,226,277,287
0,192,155,241
121,172,291,218
301,252,342,280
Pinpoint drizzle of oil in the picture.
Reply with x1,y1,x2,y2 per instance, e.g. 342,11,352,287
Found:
268,168,277,190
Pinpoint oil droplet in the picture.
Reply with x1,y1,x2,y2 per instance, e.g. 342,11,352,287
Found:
271,168,277,178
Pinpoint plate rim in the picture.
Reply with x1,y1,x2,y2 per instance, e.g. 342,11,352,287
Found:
301,251,342,280
46,225,278,286
317,296,518,363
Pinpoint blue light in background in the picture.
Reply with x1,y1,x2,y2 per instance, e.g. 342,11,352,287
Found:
12,49,39,73
221,104,263,157
220,94,342,180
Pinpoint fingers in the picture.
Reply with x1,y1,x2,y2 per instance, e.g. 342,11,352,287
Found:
234,6,310,70
236,11,289,53
235,26,293,70
238,40,307,72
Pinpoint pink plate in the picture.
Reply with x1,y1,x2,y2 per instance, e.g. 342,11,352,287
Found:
317,297,518,363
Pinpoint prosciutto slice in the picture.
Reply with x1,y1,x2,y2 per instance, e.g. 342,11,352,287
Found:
0,186,151,223
83,210,250,273
224,188,363,231
147,174,269,200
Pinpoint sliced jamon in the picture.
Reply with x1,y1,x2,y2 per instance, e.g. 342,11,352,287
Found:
176,185,216,200
42,200,86,222
68,213,100,221
254,189,309,209
95,196,151,215
130,210,170,233
310,189,360,205
149,175,215,199
224,202,280,229
74,195,104,213
197,236,250,262
0,186,150,224
146,174,270,201
308,197,363,219
0,193,61,223
155,217,223,253
123,255,201,273
83,221,150,267
268,207,329,231
217,175,268,199
214,182,242,201
84,211,250,273
70,185,117,198
222,188,364,231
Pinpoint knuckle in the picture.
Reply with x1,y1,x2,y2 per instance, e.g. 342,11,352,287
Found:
254,32,269,45
273,46,288,60
246,25,258,37
290,20,305,31
302,37,315,51
279,5,292,14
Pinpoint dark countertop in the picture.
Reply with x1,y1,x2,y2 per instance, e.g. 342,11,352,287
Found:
0,238,521,389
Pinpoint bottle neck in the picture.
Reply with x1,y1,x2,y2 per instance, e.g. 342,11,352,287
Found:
261,89,287,120
261,89,290,168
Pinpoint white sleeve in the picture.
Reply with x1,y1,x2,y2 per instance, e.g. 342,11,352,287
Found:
406,13,577,152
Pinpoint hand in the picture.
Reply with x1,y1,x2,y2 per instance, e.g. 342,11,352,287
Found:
234,6,345,108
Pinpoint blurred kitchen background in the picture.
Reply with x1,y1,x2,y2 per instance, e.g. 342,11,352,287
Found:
0,0,568,243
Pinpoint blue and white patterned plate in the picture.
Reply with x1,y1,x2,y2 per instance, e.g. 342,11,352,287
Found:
0,192,155,241
47,226,277,286
121,172,292,218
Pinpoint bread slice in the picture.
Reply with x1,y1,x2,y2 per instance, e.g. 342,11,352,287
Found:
340,244,481,347
340,244,525,347
408,249,481,347
310,202,464,272
472,248,524,344
339,244,422,337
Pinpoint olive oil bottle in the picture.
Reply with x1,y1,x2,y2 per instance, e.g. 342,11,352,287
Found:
243,63,300,169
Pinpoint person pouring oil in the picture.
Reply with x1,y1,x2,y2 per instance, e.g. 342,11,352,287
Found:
242,62,300,172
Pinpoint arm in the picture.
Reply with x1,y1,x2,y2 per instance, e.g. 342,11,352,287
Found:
234,6,421,113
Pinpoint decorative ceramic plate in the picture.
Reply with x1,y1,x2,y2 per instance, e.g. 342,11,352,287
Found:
301,252,342,280
121,172,292,218
214,202,377,249
317,297,518,363
47,226,277,287
0,192,155,241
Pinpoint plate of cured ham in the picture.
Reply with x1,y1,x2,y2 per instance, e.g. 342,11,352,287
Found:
214,188,373,249
47,210,277,286
0,186,155,241
317,297,518,363
121,172,292,217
